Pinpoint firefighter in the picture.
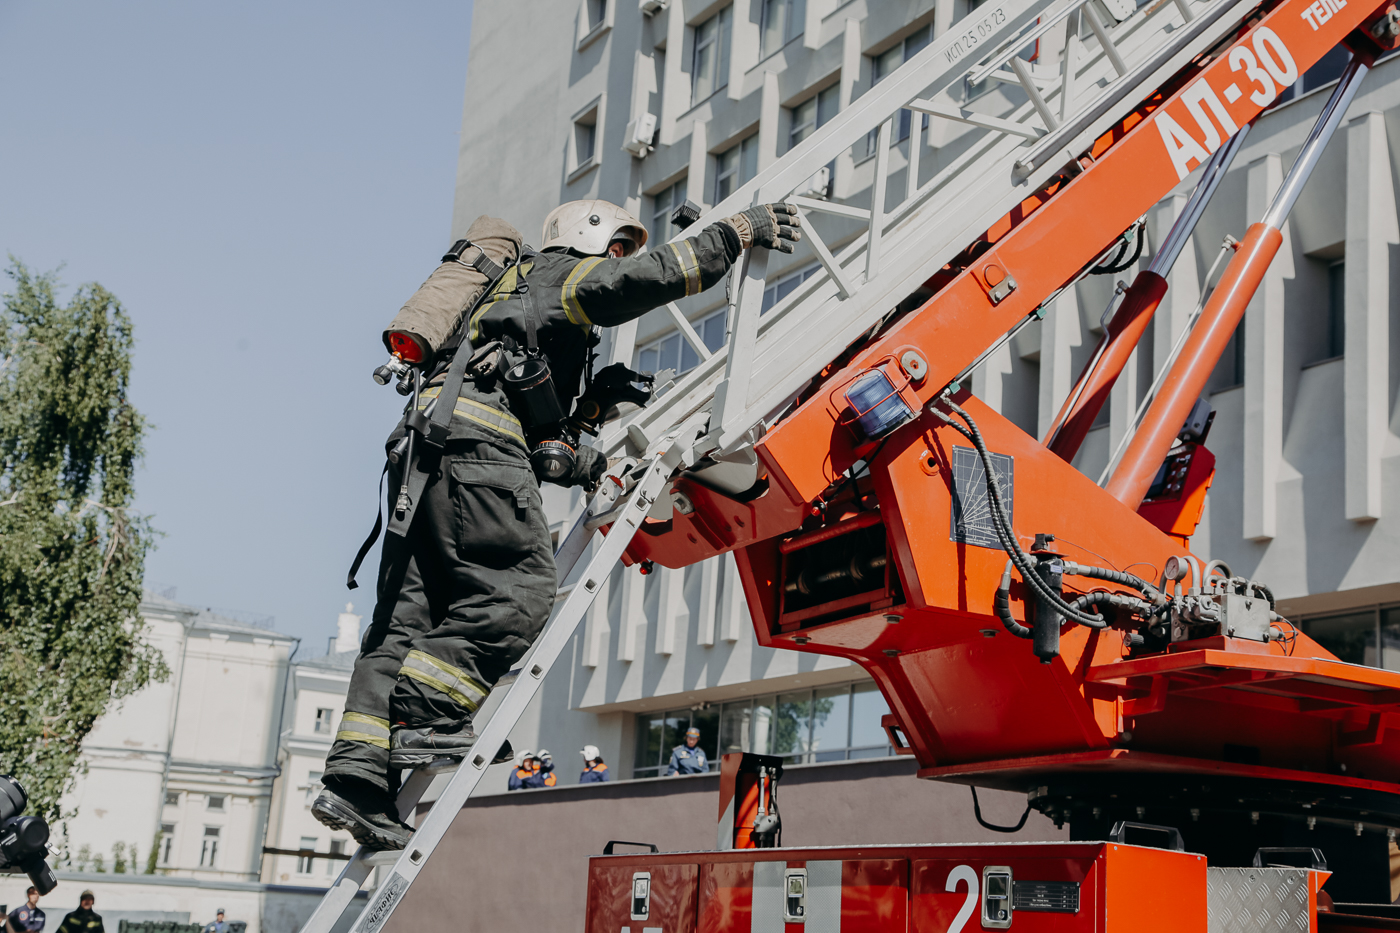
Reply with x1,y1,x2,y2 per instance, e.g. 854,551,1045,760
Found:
312,198,800,849
508,749,550,790
7,886,45,933
665,726,709,776
534,748,557,787
54,892,101,933
579,745,609,783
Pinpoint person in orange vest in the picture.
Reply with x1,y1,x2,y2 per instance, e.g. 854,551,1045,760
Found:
579,745,609,783
508,749,542,790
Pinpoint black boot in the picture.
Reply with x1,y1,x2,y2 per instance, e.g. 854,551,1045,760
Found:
311,777,414,851
389,720,514,770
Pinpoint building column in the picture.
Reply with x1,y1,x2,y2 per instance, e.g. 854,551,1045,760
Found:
696,559,720,646
659,6,688,146
834,19,861,199
582,564,612,668
617,567,647,661
1344,111,1397,522
1152,193,1200,377
656,566,686,655
1037,287,1086,439
721,553,748,643
1243,152,1287,542
730,0,759,101
971,340,1013,416
688,119,710,208
758,71,781,172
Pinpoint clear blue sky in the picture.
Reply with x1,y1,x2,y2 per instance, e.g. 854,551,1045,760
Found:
0,2,475,652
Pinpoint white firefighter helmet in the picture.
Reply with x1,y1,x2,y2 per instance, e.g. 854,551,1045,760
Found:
541,200,648,257
515,748,535,768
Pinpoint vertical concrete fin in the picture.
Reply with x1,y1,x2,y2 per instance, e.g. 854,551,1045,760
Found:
697,558,720,646
759,71,781,172
688,120,710,208
1243,152,1286,541
1344,111,1397,522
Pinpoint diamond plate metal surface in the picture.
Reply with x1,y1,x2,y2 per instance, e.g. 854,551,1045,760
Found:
1207,868,1311,933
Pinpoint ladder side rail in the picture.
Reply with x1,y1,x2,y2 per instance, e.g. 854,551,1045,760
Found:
338,441,692,933
299,768,437,933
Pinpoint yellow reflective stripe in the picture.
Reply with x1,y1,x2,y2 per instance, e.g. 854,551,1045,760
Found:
468,264,527,342
668,242,701,296
336,712,390,749
417,389,527,448
336,730,390,750
399,649,488,712
560,257,604,328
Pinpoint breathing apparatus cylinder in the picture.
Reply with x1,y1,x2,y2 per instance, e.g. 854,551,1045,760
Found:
383,215,523,361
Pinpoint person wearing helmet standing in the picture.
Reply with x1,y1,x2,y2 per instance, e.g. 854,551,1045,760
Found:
579,745,609,783
313,198,800,849
665,727,709,776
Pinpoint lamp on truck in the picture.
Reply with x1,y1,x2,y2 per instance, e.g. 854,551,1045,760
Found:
844,368,915,442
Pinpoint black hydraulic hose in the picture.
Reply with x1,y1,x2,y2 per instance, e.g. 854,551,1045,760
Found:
1062,562,1163,604
972,786,1032,833
1252,581,1277,609
933,398,1109,628
1092,222,1146,275
994,560,1033,639
1068,590,1156,619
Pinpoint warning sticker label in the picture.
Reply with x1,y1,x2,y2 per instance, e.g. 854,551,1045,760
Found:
949,445,1014,549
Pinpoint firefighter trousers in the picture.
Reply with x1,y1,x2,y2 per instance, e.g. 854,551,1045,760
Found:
325,433,556,794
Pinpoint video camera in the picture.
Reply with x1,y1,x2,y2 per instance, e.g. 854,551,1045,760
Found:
0,776,56,894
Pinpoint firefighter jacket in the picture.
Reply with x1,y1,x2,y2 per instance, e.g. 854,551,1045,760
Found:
400,222,742,452
56,908,103,933
579,762,610,783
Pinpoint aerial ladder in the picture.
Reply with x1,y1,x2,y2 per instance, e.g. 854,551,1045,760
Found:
303,0,1400,926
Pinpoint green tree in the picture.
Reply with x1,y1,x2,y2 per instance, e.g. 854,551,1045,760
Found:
0,261,166,824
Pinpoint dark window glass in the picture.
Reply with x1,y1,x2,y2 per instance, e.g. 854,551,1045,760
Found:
1302,611,1377,666
1328,261,1345,359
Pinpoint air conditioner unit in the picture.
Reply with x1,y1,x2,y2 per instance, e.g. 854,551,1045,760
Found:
798,165,832,200
639,0,668,14
622,113,658,158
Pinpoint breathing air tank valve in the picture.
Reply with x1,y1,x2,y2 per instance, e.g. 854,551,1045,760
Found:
1030,534,1064,664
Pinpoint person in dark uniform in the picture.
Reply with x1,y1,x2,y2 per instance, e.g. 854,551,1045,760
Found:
508,750,547,791
7,886,45,932
533,749,557,787
55,891,101,933
665,726,709,776
579,745,609,783
312,199,799,849
201,909,228,933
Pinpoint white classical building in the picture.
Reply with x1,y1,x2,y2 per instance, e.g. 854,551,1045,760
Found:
261,606,360,887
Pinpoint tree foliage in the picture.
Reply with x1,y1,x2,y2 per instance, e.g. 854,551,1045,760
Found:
0,261,165,823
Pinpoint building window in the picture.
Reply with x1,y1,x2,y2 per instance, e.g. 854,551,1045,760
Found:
206,795,225,811
1327,260,1345,359
692,6,733,105
327,839,345,876
573,105,599,173
314,708,334,734
633,680,893,778
585,0,608,32
762,262,821,313
789,85,839,151
865,25,933,157
199,827,220,868
164,791,180,806
297,836,317,875
760,0,805,57
1299,605,1400,668
305,770,324,807
650,179,688,244
636,308,727,378
714,134,758,203
158,824,175,866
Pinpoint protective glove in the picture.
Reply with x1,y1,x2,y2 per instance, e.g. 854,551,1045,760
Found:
572,445,607,490
720,203,802,253
538,749,552,763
